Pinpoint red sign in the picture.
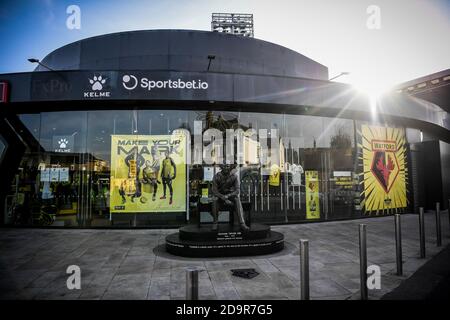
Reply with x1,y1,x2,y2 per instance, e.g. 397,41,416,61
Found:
0,81,8,103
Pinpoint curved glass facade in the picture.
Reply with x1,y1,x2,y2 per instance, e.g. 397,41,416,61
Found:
7,109,412,227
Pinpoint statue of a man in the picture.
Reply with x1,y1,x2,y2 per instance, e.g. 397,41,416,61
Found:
211,164,249,232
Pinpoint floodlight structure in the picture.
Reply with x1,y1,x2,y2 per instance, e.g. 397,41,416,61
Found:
211,13,254,38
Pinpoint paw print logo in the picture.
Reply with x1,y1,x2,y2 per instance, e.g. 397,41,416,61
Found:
58,138,69,149
89,75,107,91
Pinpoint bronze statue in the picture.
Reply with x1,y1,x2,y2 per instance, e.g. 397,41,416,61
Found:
211,164,249,232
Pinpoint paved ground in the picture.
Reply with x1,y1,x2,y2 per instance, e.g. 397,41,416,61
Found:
0,211,449,300
381,244,450,300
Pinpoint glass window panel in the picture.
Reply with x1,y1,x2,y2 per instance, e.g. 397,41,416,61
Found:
8,109,365,227
0,135,6,163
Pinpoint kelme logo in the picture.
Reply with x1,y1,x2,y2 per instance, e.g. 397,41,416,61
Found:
89,75,106,91
84,74,111,98
58,138,69,149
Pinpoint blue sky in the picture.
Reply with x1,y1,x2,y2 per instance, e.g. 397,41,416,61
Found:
1,0,449,91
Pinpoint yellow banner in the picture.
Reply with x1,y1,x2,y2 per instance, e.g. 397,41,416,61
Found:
305,170,320,219
269,163,280,186
110,134,186,213
361,125,407,212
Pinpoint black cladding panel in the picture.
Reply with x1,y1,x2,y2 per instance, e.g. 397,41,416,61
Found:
36,30,329,81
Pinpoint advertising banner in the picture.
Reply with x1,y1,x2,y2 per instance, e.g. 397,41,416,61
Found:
50,168,59,182
40,168,50,182
30,71,233,102
269,163,280,186
59,168,69,182
305,170,320,219
361,125,407,212
110,134,186,213
334,171,353,189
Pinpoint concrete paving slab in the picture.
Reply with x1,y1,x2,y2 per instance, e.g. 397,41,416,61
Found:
0,212,449,300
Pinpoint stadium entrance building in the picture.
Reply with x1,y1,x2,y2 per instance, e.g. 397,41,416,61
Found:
0,30,449,228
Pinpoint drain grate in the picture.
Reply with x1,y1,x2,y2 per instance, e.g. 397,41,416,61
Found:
230,268,260,279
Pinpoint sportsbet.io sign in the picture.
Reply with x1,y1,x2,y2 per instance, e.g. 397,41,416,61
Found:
83,72,209,99
29,70,229,101
122,74,208,91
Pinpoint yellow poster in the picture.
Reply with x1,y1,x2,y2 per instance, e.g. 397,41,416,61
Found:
110,134,186,213
269,163,280,186
305,170,320,219
361,125,407,212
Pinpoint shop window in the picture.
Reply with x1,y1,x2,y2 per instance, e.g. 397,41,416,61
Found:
9,110,364,227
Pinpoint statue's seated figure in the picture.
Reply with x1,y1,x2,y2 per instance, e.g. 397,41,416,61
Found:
211,164,250,232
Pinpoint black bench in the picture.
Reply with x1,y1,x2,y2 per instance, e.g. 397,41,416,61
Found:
196,198,251,228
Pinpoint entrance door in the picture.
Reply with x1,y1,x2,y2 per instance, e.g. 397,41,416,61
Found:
22,111,91,227
36,152,90,227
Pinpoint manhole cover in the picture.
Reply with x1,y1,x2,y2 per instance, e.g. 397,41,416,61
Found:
230,268,259,279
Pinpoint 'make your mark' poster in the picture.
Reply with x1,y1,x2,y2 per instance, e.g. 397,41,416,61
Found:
110,134,186,213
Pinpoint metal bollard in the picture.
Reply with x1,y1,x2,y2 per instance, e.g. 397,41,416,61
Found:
395,214,403,276
436,202,442,247
448,199,450,232
419,207,426,258
359,224,368,300
186,268,199,300
299,239,310,300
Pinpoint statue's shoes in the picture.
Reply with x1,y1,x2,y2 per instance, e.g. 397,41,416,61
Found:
240,224,250,232
212,223,218,231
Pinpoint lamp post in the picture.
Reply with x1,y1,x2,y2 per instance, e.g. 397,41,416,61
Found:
28,58,68,83
27,58,55,72
329,72,350,81
207,55,216,71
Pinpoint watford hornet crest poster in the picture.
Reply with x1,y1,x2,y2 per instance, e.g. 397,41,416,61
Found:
360,125,407,213
110,134,186,213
